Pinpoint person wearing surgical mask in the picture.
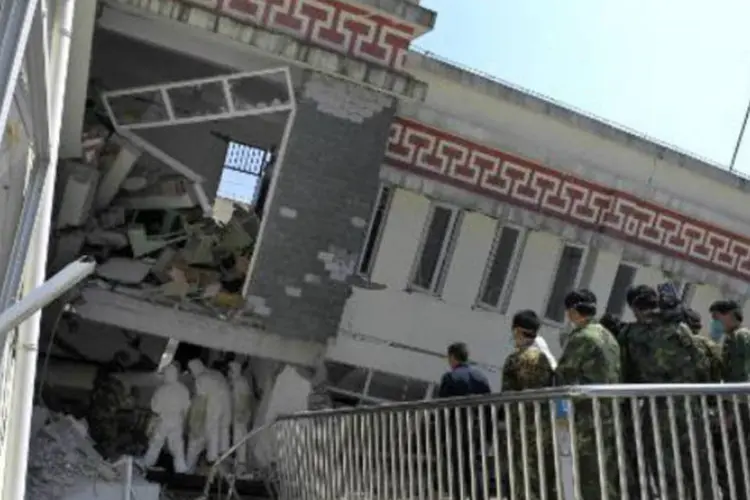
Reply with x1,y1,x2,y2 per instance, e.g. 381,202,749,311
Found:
555,289,622,500
708,300,750,382
708,299,750,500
501,309,557,500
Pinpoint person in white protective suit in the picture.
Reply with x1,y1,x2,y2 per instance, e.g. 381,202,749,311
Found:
185,359,232,470
140,363,191,472
227,361,253,472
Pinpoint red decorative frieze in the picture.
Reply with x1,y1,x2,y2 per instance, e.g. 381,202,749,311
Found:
385,118,750,281
184,0,415,70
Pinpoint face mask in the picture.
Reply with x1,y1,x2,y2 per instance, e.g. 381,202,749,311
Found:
709,319,725,341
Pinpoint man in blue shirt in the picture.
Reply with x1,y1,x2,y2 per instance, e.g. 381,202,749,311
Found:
437,342,490,499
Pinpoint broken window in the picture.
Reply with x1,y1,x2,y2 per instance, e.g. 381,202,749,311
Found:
605,263,638,316
544,244,587,323
411,205,461,294
478,225,523,310
217,142,272,205
358,185,393,276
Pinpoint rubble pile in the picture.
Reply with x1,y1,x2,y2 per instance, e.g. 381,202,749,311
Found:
85,201,260,317
26,408,131,499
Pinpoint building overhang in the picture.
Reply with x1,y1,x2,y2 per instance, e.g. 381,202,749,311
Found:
99,0,427,102
73,286,325,367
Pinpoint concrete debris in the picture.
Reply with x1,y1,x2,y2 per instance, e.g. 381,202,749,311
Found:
84,201,259,316
26,407,134,500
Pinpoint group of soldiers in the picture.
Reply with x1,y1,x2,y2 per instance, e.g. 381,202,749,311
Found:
497,285,750,499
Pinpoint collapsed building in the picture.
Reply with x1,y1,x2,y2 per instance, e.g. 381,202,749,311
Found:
5,0,750,497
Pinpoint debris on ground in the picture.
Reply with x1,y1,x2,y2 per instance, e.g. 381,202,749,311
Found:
26,407,134,500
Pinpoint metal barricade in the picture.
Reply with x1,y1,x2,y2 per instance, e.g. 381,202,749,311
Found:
270,383,750,500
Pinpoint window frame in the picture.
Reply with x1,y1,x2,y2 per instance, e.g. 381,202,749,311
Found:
605,261,639,317
408,202,462,295
357,184,394,277
542,241,590,324
475,223,527,313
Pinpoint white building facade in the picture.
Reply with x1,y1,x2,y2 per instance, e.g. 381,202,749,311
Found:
3,3,750,493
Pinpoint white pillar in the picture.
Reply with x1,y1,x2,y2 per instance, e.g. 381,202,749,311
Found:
2,1,76,498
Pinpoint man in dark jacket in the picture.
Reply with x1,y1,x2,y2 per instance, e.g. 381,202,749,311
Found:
437,342,490,499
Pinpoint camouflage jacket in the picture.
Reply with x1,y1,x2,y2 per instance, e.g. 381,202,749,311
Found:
722,327,750,382
88,374,133,423
693,334,723,382
502,346,555,391
556,321,621,386
620,313,704,384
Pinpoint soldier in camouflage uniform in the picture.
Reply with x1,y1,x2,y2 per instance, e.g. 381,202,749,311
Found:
709,300,750,499
87,351,153,460
620,288,710,499
555,289,622,500
684,308,723,383
501,310,557,500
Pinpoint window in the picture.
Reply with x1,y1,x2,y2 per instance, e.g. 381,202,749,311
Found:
605,263,638,316
358,185,393,275
478,226,523,310
410,205,461,293
544,244,587,323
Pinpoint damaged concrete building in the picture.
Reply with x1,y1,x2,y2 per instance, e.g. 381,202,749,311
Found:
5,0,750,497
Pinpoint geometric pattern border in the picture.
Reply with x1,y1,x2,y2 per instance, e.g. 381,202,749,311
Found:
386,118,750,281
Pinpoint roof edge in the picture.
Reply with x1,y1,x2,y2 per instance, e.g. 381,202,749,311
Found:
405,48,750,195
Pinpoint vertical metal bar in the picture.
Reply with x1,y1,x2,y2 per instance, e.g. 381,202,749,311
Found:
505,402,516,500
534,401,547,500
733,395,750,500
700,395,720,498
122,456,133,500
520,402,531,500
389,412,398,499
491,405,503,500
467,405,477,500
718,397,738,500
631,398,647,500
592,397,607,500
611,397,627,499
684,396,702,500
435,408,445,499
407,410,415,498
423,409,433,500
454,407,466,500
398,411,407,499
666,396,685,500
373,412,382,499
650,396,667,498
568,401,580,500
549,399,563,500
415,409,425,500
479,404,489,500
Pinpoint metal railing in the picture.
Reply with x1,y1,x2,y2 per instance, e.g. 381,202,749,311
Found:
267,383,750,500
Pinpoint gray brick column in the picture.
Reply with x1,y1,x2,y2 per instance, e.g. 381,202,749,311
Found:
244,73,395,343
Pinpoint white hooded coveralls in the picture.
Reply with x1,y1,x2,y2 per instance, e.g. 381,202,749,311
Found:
186,359,232,469
228,361,253,469
142,363,190,472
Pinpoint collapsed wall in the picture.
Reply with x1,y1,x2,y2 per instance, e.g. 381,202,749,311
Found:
26,407,160,500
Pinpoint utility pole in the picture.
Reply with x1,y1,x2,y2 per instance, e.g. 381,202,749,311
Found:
730,91,750,171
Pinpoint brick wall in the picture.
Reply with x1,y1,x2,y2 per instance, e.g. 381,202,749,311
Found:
244,73,395,343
